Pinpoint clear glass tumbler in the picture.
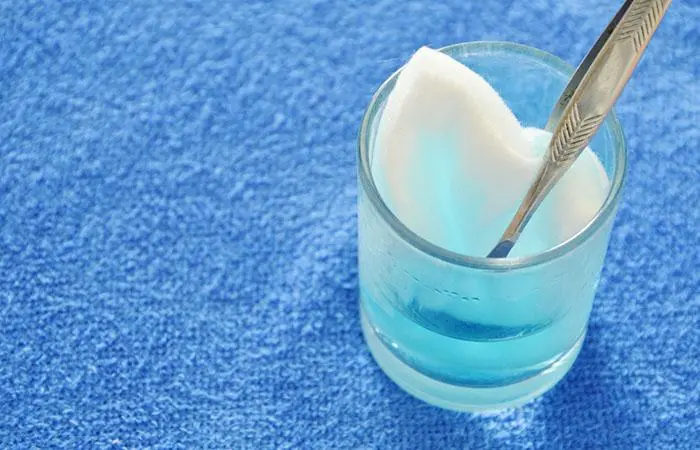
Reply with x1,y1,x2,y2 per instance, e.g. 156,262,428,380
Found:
357,42,626,411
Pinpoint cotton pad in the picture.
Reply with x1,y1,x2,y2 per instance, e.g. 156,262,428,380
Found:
371,47,609,257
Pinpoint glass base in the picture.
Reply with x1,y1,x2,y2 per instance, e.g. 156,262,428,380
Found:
360,304,584,412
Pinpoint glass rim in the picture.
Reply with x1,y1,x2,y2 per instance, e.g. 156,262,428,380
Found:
358,41,627,271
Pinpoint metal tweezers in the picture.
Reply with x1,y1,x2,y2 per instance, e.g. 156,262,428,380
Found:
488,0,672,258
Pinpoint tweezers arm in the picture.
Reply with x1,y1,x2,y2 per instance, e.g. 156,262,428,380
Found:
548,0,672,169
488,0,672,258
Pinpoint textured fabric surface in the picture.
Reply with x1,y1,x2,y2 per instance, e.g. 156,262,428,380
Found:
0,0,698,448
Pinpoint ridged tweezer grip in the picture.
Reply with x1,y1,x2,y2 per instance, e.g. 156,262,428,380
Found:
618,0,668,51
547,0,671,168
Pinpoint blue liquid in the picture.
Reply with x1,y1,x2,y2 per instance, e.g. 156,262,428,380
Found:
359,204,598,389
360,287,591,388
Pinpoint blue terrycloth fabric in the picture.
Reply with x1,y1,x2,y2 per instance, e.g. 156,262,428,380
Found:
0,0,697,447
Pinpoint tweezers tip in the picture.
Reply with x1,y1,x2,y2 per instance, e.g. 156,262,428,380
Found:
487,241,515,259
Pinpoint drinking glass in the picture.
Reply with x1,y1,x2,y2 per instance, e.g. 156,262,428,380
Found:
357,41,627,411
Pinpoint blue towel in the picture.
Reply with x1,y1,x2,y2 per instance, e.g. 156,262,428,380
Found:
0,0,697,448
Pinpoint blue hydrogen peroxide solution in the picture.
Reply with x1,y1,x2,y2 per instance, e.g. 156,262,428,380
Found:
361,129,608,391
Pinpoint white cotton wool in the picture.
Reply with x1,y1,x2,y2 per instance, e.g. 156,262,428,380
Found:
371,47,609,257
